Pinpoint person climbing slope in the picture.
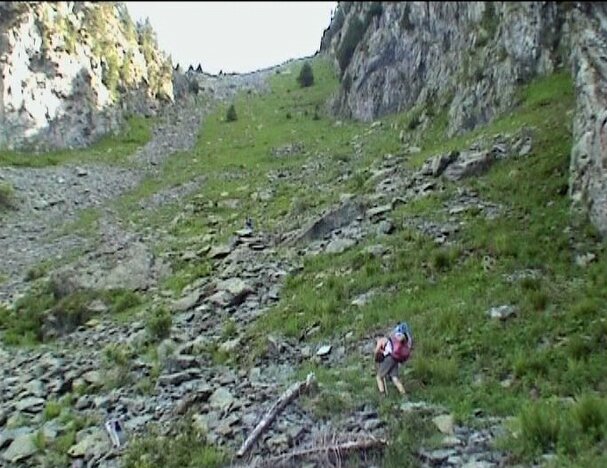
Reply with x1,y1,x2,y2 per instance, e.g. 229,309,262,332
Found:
374,322,413,396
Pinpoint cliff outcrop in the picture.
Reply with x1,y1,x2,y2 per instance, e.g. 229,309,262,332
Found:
0,1,173,151
321,1,607,235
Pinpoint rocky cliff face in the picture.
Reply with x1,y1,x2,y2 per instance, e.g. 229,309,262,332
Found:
0,1,173,151
321,1,607,235
569,3,607,236
321,2,570,133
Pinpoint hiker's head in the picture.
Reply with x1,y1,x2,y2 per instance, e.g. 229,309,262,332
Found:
394,322,412,343
394,331,407,343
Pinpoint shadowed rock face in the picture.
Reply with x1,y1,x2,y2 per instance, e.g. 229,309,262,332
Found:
321,2,570,133
321,1,607,236
0,2,173,151
569,3,607,236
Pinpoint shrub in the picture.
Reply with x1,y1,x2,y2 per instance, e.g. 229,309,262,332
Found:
297,62,314,88
226,104,237,122
26,264,48,282
525,290,549,312
102,343,133,388
50,290,100,335
188,79,200,95
313,104,321,120
221,320,237,340
123,419,226,468
43,400,62,421
146,307,172,341
110,290,142,314
571,395,607,441
519,402,562,455
103,343,131,367
0,182,15,209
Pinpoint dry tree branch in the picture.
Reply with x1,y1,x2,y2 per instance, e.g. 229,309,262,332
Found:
236,372,316,458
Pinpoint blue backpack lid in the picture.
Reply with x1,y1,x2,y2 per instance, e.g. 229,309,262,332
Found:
393,322,412,343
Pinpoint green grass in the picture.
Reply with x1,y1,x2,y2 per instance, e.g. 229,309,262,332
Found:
0,115,153,167
4,54,605,466
0,284,146,346
205,65,606,465
123,419,226,468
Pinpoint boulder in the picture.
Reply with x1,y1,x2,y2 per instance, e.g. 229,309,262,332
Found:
325,238,356,254
1,433,38,463
289,199,364,244
443,150,494,181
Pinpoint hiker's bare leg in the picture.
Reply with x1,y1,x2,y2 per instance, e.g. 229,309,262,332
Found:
376,374,386,393
391,376,406,395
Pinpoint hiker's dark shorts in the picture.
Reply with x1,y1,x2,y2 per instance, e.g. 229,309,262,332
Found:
376,355,399,379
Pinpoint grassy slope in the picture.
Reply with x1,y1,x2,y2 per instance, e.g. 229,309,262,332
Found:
122,59,605,465
3,57,606,466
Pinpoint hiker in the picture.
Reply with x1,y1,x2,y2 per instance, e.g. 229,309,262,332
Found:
374,322,413,396
245,217,254,231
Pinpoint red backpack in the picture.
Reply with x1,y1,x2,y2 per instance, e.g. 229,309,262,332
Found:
390,334,411,363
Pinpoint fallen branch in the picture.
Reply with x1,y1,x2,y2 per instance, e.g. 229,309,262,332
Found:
237,372,316,457
260,435,388,466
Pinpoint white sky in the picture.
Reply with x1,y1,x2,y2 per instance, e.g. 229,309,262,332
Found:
124,2,337,74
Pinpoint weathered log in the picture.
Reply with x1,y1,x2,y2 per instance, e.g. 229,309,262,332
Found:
236,372,316,457
261,435,388,466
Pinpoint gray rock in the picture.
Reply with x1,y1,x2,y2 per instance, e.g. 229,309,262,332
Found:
208,290,232,307
208,244,233,259
235,227,253,237
363,419,383,431
157,371,198,387
209,388,235,411
68,428,109,458
364,244,387,257
24,379,45,397
82,370,103,386
100,242,161,291
266,433,290,449
420,151,458,177
15,397,45,413
219,338,241,353
351,291,376,307
1,433,38,463
419,448,457,464
289,199,364,244
216,278,253,305
75,396,93,410
400,401,438,414
316,345,332,357
433,414,455,435
367,204,392,220
443,150,494,181
172,290,202,312
325,238,356,254
86,299,109,314
0,427,34,450
487,305,517,321
377,219,394,235
575,252,596,267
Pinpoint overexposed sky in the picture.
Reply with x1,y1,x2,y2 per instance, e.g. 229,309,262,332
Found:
124,2,337,74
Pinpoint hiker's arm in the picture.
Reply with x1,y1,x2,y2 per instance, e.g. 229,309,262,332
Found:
375,337,388,355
